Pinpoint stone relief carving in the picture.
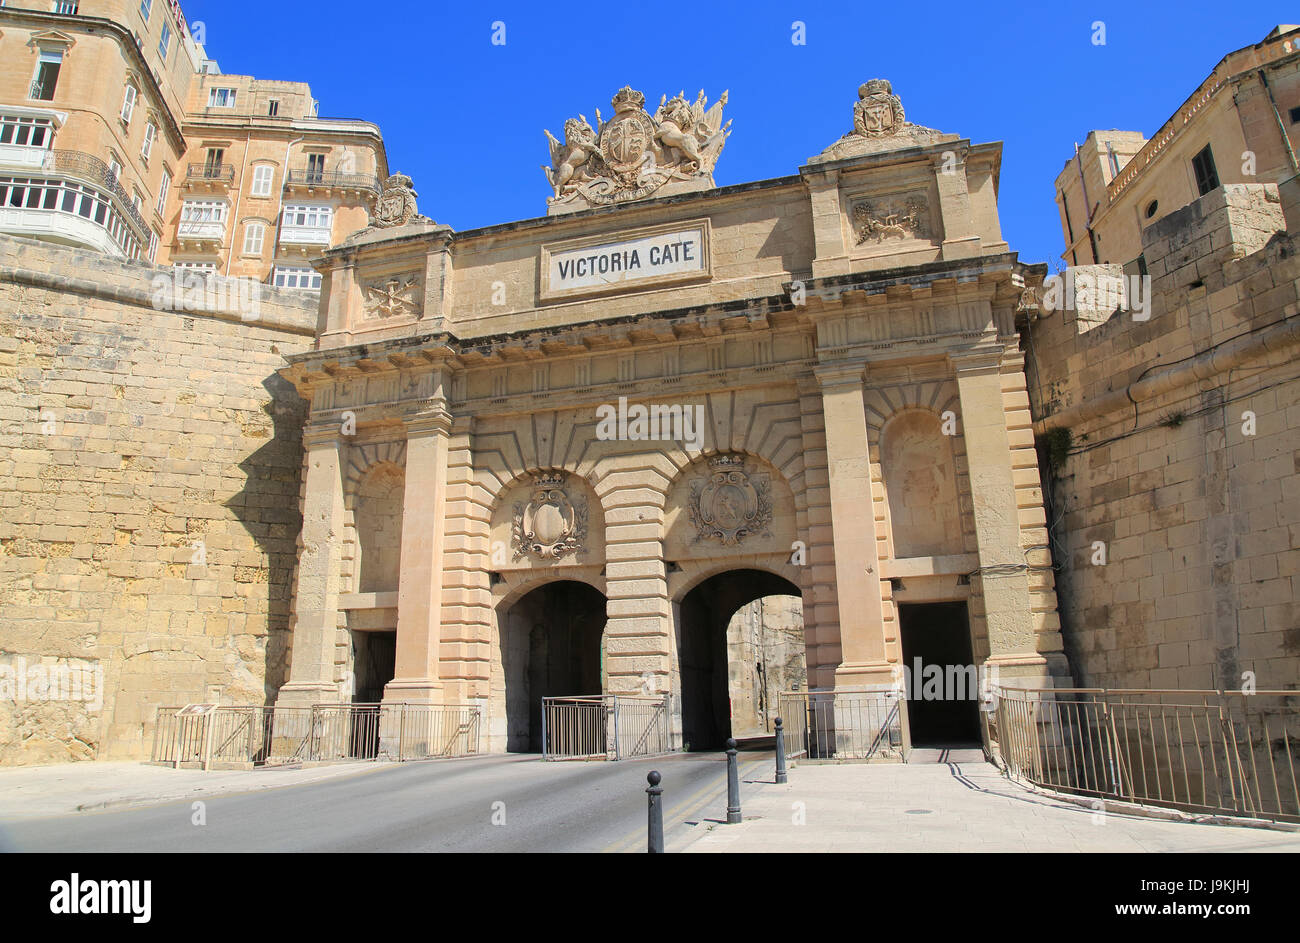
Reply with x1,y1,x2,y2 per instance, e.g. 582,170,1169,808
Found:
689,453,773,546
544,86,731,211
852,193,929,245
368,173,428,228
512,472,589,561
362,275,421,319
810,79,950,164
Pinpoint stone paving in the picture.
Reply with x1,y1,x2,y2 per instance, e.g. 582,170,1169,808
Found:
682,759,1300,853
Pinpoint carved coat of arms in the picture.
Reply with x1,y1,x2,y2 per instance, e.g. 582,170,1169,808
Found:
854,79,905,137
689,454,773,546
543,86,731,210
512,473,588,561
370,173,420,228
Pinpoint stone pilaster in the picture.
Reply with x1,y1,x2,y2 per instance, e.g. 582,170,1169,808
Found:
950,347,1065,686
814,362,892,689
386,402,453,703
598,484,671,697
933,147,981,261
277,425,348,708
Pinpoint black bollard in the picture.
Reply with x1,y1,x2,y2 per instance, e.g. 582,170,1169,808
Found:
725,738,742,824
646,770,664,853
774,717,788,784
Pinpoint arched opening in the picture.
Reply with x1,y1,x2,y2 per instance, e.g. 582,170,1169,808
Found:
677,569,804,751
498,580,607,753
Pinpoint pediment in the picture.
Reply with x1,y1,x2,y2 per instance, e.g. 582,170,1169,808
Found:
29,29,77,49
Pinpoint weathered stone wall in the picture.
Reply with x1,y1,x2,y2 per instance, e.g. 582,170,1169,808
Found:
726,594,805,739
0,235,316,764
1027,183,1300,691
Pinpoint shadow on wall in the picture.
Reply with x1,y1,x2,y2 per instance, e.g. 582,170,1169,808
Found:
225,371,307,704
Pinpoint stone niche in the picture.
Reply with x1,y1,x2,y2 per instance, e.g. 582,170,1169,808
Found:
879,409,964,559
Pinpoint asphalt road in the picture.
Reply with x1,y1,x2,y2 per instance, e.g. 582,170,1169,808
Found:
0,751,774,853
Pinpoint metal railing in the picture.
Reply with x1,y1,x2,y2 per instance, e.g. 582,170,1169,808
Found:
778,689,909,762
994,687,1300,824
542,694,674,761
151,703,484,768
186,163,235,183
41,149,150,237
284,169,380,192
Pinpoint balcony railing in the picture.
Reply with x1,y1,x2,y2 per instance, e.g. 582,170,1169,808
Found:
186,163,236,184
40,149,149,237
284,169,380,192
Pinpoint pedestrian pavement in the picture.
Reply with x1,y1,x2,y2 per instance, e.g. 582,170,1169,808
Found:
0,760,387,820
680,759,1300,852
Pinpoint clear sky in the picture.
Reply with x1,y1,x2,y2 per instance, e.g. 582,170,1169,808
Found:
183,0,1295,266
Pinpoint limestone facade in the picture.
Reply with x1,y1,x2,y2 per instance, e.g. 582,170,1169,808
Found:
273,82,1069,751
0,234,315,763
0,2,386,282
1055,25,1300,267
1025,181,1300,691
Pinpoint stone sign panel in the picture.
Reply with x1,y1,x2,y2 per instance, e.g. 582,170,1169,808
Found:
539,220,711,302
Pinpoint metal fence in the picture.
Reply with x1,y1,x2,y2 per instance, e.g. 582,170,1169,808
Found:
994,687,1300,824
151,703,483,769
778,689,909,762
542,695,674,761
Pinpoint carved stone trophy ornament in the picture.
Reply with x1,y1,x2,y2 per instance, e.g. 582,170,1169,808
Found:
512,472,589,561
362,276,420,319
853,194,929,244
689,453,773,546
543,86,731,211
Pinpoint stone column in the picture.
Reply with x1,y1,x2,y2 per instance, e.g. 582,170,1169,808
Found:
277,426,348,708
386,404,453,703
950,347,1052,684
815,362,892,689
599,484,671,699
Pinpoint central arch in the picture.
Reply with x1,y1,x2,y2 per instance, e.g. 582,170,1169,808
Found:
496,579,607,753
676,569,804,751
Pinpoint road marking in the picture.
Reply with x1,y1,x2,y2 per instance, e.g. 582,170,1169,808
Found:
601,756,769,853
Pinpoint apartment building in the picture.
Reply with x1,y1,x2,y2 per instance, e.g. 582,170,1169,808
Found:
1055,24,1300,266
0,0,386,289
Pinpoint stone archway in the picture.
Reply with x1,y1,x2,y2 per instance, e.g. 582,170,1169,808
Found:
496,579,607,753
675,569,804,751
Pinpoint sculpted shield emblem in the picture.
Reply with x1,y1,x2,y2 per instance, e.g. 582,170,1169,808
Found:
601,111,655,182
690,454,773,546
512,473,588,561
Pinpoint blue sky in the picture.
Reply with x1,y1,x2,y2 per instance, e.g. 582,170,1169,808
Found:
184,1,1292,266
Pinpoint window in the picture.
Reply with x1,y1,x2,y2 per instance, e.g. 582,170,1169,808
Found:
140,121,156,162
272,265,322,291
131,190,143,214
242,221,264,255
250,164,274,197
207,87,237,109
173,260,217,278
305,153,325,183
1290,106,1300,124
156,169,170,214
0,115,54,148
0,176,142,258
54,2,79,13
147,227,159,262
30,50,62,101
1192,145,1220,196
1144,199,1159,219
180,200,228,225
282,203,333,229
107,156,122,180
1106,144,1120,179
203,148,224,178
120,84,138,124
158,23,171,61
139,0,151,21
267,99,279,117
